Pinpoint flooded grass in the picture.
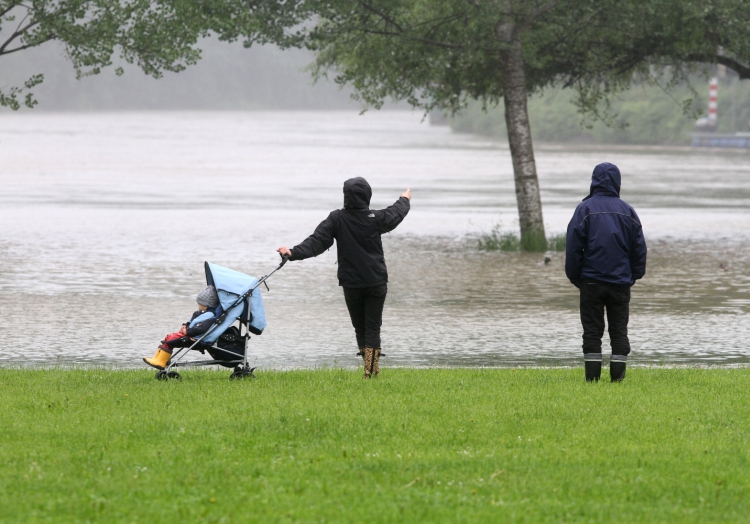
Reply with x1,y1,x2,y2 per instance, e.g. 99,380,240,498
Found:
547,233,566,252
477,224,521,252
1,367,748,522
477,225,566,252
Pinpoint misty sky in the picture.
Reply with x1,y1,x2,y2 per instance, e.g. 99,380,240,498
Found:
0,38,356,111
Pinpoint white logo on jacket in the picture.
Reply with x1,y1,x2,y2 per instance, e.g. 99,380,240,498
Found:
368,213,375,217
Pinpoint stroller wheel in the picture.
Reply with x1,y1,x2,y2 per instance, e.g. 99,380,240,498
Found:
155,370,167,381
166,371,182,381
230,366,256,380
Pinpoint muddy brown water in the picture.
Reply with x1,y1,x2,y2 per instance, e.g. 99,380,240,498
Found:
1,111,748,368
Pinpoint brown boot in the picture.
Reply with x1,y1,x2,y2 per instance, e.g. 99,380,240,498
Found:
372,348,382,377
363,347,374,379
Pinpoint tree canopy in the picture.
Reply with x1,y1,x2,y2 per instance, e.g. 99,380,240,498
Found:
0,0,209,109
233,0,750,119
202,0,749,249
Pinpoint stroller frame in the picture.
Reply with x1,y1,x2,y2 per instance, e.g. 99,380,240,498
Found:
156,255,289,381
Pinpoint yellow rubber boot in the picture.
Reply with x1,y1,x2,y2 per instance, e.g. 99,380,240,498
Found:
147,345,166,360
143,349,171,370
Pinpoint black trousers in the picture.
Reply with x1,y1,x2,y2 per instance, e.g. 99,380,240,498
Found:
165,336,194,354
580,279,631,356
343,284,387,349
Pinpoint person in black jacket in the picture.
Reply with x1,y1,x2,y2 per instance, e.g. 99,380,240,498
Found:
277,177,411,378
566,162,647,382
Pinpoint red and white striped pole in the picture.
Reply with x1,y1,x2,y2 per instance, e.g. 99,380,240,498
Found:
708,77,718,125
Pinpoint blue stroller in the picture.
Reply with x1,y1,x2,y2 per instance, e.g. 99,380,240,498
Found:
157,257,288,381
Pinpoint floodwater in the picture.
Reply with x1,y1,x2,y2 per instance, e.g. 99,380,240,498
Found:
1,111,749,368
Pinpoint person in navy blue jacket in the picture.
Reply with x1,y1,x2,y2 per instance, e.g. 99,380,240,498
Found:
566,163,647,382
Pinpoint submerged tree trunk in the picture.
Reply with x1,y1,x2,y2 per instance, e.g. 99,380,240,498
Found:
497,24,546,251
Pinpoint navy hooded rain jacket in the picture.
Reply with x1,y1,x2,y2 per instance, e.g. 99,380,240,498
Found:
565,163,647,288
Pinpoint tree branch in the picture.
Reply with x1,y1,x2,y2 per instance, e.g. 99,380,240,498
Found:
0,29,22,55
1,36,52,55
542,5,605,50
11,8,27,30
356,27,464,50
678,52,750,79
358,1,405,33
517,0,560,35
412,36,463,50
0,17,38,55
0,0,23,19
418,12,465,38
355,3,464,50
356,28,402,38
716,55,750,79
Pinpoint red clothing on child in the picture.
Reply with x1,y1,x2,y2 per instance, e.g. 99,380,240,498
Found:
159,332,189,353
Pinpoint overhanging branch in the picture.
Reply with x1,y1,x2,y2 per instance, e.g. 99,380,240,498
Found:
355,26,464,50
680,53,750,80
0,1,23,19
517,0,560,34
717,55,750,79
353,3,465,50
0,17,38,55
2,36,52,55
358,1,405,33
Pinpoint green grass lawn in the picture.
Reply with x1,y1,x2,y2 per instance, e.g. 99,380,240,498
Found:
1,367,748,523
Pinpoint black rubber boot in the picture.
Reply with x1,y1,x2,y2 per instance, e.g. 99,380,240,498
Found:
584,353,602,382
610,355,627,382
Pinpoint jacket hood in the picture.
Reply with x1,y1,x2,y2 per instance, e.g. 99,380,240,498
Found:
584,162,621,200
343,177,372,210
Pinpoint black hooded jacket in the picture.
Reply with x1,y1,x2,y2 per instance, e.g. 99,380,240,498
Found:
289,177,410,288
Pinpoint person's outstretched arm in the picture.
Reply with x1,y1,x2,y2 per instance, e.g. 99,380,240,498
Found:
277,212,336,261
376,187,411,233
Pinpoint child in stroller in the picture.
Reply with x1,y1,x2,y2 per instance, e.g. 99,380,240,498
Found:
144,285,224,370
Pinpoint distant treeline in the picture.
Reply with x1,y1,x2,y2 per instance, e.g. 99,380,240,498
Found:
450,77,750,145
0,39,354,111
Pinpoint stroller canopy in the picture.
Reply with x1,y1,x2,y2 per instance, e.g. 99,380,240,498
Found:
203,262,267,342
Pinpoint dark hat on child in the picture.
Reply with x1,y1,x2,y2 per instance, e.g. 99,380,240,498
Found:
196,285,219,307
